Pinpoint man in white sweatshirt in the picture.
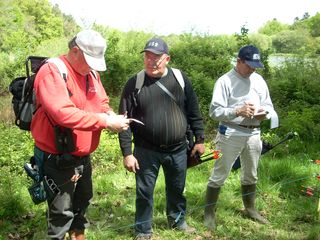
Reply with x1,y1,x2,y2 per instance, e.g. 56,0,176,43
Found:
204,45,276,230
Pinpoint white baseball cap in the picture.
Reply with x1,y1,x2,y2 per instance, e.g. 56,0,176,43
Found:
75,30,107,71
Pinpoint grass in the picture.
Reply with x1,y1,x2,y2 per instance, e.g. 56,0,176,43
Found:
0,95,14,125
0,122,320,239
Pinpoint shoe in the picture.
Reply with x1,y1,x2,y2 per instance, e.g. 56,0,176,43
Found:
175,221,196,234
134,233,152,240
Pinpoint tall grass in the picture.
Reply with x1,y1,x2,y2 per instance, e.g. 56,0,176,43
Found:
0,95,15,125
1,124,319,239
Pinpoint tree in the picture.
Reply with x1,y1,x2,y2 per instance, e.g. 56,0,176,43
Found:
307,12,320,37
234,25,250,48
302,12,310,20
17,0,64,41
258,19,289,36
170,34,234,126
272,29,316,54
249,33,272,51
0,0,78,93
52,4,79,38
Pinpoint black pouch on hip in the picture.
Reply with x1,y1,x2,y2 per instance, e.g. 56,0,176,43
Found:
28,181,47,204
54,126,76,153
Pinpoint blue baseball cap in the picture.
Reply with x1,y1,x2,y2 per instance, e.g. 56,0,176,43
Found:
238,45,264,68
141,37,169,55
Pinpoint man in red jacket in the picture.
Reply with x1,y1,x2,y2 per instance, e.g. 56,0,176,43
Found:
31,29,129,240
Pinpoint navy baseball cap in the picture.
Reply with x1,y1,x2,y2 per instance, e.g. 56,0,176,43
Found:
238,45,264,68
141,37,169,55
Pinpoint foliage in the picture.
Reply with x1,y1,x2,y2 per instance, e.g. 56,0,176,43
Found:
17,0,64,41
33,37,69,57
51,4,80,38
169,34,235,128
258,19,290,36
234,25,250,49
272,29,315,54
1,2,320,239
1,124,320,239
307,12,320,37
292,12,318,36
249,33,272,52
0,0,77,92
98,27,151,95
268,58,320,142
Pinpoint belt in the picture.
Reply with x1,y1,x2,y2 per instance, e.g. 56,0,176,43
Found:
159,141,185,150
238,124,260,129
53,154,90,169
45,152,89,161
135,136,186,152
45,152,90,165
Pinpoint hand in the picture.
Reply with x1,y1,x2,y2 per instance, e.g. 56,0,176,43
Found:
102,113,130,132
253,109,268,121
71,174,82,182
106,110,117,116
191,143,205,157
123,155,140,173
236,102,256,118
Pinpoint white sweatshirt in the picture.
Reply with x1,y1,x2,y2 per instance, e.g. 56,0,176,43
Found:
209,68,276,136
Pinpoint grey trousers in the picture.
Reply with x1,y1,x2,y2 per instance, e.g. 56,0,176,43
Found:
208,132,262,188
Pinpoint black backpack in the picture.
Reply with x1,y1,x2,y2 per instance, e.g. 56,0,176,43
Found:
9,56,67,130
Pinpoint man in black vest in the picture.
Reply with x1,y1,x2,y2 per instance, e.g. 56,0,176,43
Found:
119,37,205,239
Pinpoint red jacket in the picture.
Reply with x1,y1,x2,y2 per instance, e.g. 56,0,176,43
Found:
31,55,110,155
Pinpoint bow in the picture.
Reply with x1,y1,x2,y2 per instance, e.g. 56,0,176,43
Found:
187,150,222,168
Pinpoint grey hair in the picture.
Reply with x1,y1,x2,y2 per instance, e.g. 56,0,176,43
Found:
68,36,77,49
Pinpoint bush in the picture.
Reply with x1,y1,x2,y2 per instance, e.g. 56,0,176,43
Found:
269,57,320,142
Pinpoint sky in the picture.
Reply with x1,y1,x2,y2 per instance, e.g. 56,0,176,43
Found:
49,0,320,36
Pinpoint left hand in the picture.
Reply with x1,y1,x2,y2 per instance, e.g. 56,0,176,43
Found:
191,143,205,157
71,174,82,182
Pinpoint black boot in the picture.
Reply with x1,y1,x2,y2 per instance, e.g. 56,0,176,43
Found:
241,184,269,224
204,186,220,230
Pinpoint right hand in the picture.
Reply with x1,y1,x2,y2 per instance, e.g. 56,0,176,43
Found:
236,102,256,118
123,154,140,173
100,113,130,132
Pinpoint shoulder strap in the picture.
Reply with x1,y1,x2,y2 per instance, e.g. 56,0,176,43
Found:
46,57,68,81
155,81,177,103
135,68,184,93
90,70,98,79
135,70,145,94
171,68,185,90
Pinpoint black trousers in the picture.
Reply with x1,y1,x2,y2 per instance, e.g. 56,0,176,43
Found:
42,151,93,239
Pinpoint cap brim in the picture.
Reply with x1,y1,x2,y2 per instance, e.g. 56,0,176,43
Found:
83,53,106,71
140,48,164,55
245,60,264,69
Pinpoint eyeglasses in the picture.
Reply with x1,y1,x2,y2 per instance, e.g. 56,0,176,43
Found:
144,54,167,64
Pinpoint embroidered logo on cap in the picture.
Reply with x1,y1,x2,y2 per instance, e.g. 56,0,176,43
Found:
252,53,260,60
148,41,159,47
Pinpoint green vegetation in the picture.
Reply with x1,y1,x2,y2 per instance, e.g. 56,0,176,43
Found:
0,126,319,239
1,0,320,239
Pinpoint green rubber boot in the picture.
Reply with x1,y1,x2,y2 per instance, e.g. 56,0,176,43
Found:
204,186,220,230
241,184,269,224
